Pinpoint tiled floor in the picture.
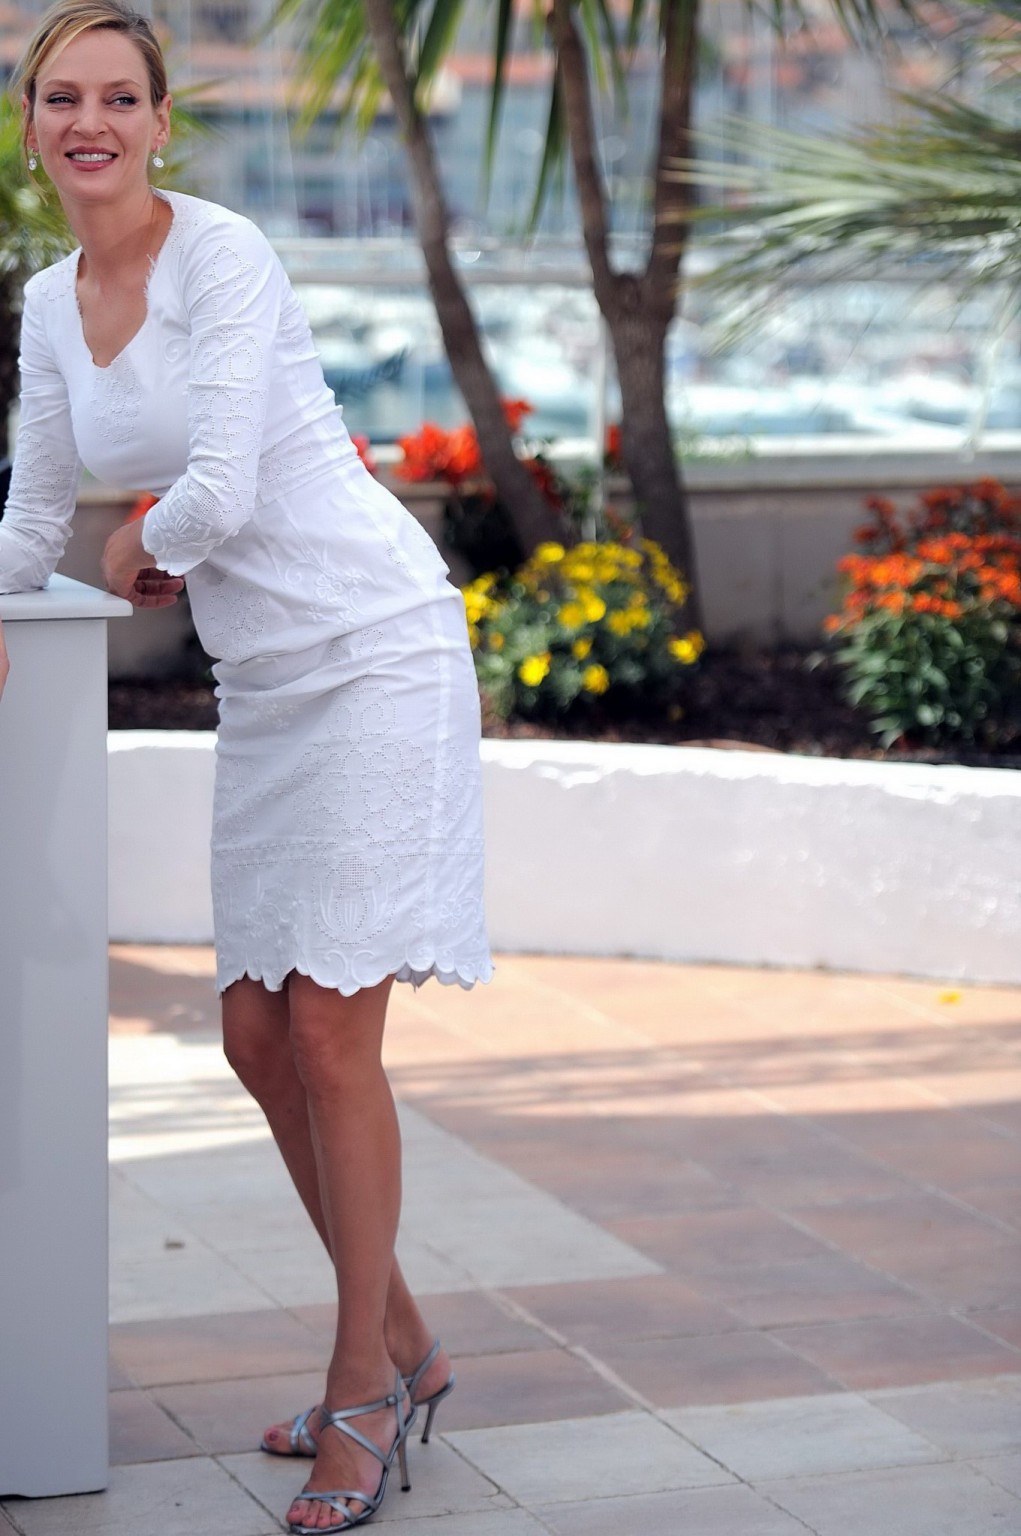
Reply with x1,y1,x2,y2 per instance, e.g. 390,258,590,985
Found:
3,946,1021,1534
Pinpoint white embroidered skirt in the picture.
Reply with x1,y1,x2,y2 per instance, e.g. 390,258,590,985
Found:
210,591,493,996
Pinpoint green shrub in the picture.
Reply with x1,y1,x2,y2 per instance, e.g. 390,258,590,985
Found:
825,481,1021,748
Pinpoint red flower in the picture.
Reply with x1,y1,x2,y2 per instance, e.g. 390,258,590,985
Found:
352,434,376,475
126,492,158,523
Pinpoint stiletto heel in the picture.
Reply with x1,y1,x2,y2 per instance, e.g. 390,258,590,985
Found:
287,1369,415,1534
403,1338,456,1444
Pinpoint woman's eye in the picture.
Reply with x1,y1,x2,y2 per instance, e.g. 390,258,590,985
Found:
45,93,74,104
113,94,138,105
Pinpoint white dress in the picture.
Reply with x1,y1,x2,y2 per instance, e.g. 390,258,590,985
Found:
0,189,493,997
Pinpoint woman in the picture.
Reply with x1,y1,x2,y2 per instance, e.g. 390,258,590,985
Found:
1,3,492,1530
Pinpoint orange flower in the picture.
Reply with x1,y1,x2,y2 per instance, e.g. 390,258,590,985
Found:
501,398,533,434
352,434,376,475
126,492,158,523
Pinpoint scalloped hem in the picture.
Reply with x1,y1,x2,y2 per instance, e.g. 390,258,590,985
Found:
216,955,494,998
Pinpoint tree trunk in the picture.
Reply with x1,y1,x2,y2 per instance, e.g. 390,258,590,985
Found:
610,297,697,585
548,0,703,627
360,0,560,554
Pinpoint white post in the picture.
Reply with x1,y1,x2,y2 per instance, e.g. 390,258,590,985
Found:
0,575,131,1498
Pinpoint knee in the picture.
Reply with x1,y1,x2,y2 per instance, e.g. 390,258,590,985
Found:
222,1001,291,1097
288,1008,381,1100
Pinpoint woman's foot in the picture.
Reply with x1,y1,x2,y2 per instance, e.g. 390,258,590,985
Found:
263,1339,452,1457
286,1376,411,1532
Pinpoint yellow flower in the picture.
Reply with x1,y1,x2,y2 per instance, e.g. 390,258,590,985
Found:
558,601,587,630
572,637,593,660
467,622,480,649
489,631,504,650
579,591,607,623
619,548,642,569
668,636,698,664
582,664,610,695
566,559,595,583
518,652,552,687
535,542,565,565
607,610,633,636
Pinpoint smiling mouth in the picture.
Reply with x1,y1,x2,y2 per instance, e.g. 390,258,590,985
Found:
68,151,117,163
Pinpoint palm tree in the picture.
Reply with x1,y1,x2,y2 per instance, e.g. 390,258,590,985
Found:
273,0,564,555
664,4,1021,347
666,99,1021,313
274,0,924,624
0,99,73,455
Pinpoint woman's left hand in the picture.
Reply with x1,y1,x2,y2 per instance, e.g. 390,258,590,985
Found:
102,520,184,608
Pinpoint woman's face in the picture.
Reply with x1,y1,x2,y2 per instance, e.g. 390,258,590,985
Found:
25,29,170,210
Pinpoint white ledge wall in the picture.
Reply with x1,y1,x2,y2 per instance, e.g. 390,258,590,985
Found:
108,734,1021,984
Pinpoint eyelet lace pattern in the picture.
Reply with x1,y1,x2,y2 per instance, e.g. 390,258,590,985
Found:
0,191,492,997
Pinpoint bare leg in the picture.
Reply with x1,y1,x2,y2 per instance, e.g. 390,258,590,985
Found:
221,978,450,1462
284,973,405,1530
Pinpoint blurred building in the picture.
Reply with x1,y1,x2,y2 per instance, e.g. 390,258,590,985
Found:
0,0,970,237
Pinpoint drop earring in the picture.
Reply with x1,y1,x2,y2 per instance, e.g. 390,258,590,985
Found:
152,148,165,168
28,152,38,171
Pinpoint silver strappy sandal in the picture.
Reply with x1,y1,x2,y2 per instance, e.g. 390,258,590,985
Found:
264,1338,454,1457
287,1370,416,1535
261,1401,318,1456
403,1338,456,1443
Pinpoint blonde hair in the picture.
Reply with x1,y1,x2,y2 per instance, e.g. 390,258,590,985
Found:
15,0,169,163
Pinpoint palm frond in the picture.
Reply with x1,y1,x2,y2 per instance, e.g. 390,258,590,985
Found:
667,100,1021,303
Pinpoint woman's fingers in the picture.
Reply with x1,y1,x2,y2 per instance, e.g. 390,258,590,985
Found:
129,571,185,608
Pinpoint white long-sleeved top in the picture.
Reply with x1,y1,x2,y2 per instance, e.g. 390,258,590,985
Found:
0,190,452,677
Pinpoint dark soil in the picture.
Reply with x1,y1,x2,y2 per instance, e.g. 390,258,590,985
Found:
108,645,1021,769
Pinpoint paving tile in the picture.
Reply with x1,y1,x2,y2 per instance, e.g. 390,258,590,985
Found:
665,1390,944,1481
974,1452,1021,1499
867,1375,1021,1457
107,1359,135,1392
108,1389,200,1465
109,1245,279,1325
0,1512,23,1536
692,1135,919,1210
503,1275,740,1347
365,1514,549,1536
788,1192,1012,1263
446,1410,730,1505
684,1251,927,1328
774,1313,1021,1391
606,1207,833,1276
397,1106,661,1290
595,1330,839,1408
520,1152,742,1220
874,1235,1021,1312
109,1307,327,1387
152,1370,324,1456
859,1129,1021,1191
972,1309,1021,1350
292,1292,549,1358
533,1483,814,1536
221,1437,509,1523
1,1458,277,1536
425,1349,631,1431
954,1182,1021,1232
764,1458,1021,1536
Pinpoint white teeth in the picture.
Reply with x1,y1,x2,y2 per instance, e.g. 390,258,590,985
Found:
70,152,114,162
